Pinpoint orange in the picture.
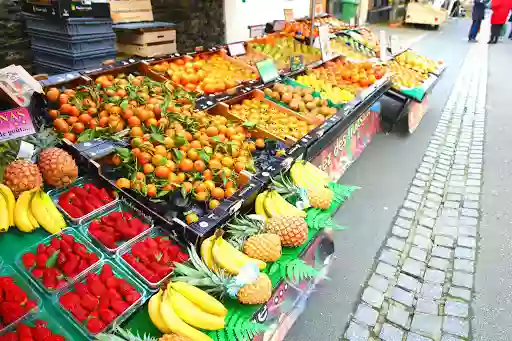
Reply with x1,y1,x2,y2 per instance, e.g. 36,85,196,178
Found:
155,166,171,179
143,163,155,174
211,187,225,200
179,158,194,172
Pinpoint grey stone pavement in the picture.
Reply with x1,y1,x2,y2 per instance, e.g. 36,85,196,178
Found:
286,17,512,341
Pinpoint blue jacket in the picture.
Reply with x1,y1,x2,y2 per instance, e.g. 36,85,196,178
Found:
472,0,487,20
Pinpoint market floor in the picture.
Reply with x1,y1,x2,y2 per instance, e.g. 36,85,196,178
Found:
285,17,487,341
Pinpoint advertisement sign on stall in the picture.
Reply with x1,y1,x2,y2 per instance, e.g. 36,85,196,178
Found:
311,102,382,182
0,107,36,143
408,95,429,133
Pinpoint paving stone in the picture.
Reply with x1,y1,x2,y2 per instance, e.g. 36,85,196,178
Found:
399,209,416,220
407,332,434,341
387,302,411,329
457,236,476,248
396,217,413,229
419,217,435,228
434,225,458,239
404,200,420,211
443,201,460,209
429,257,450,271
435,168,449,177
463,201,479,209
442,316,469,338
458,225,477,237
465,179,480,186
427,193,443,203
380,248,401,267
452,271,473,289
362,286,384,308
440,335,463,341
410,247,428,262
460,216,478,226
464,194,480,201
420,282,443,299
407,193,423,204
446,194,462,201
391,286,415,307
397,273,421,293
461,208,479,218
379,323,405,341
368,274,390,293
410,185,426,195
444,299,469,318
410,313,442,340
440,208,459,218
376,262,398,280
413,179,427,188
432,245,453,259
416,226,433,239
345,321,370,341
416,298,439,315
354,303,379,326
387,237,406,252
424,268,446,284
454,247,476,260
402,258,426,278
431,181,445,190
435,236,455,248
393,225,410,239
413,235,432,250
448,286,472,301
423,208,439,218
453,259,474,273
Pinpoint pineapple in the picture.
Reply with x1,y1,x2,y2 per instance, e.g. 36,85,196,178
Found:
95,325,158,341
3,160,43,197
226,215,282,262
159,334,192,341
38,147,78,188
266,216,308,247
271,173,332,210
173,245,272,305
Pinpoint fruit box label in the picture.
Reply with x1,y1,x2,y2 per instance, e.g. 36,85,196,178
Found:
0,107,36,143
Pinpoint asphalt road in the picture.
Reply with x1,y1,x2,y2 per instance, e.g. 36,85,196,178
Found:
285,18,473,341
472,35,512,341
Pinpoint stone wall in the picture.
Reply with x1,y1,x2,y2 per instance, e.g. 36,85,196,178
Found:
151,0,225,52
0,0,32,72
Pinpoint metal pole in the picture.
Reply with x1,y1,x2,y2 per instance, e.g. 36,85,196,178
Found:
310,0,316,46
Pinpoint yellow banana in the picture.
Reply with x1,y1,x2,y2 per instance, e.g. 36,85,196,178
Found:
271,191,306,217
263,191,281,218
14,191,35,232
0,195,9,232
254,191,268,219
39,191,66,230
0,184,15,227
31,191,63,235
170,281,227,317
200,236,216,272
212,233,266,274
148,290,171,333
27,207,39,229
169,289,225,330
160,290,214,341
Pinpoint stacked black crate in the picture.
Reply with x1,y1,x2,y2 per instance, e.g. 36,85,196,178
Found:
0,0,32,72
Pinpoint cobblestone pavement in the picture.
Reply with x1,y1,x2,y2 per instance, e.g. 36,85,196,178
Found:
342,26,489,341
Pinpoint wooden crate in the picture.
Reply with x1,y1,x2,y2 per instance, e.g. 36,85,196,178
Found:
116,28,176,57
108,0,153,23
117,42,177,57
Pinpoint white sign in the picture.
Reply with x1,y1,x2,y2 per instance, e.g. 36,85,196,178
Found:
319,25,333,62
389,35,401,55
249,25,266,38
228,42,246,56
379,30,388,61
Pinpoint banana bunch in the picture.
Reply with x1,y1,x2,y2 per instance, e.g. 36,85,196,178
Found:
255,190,307,219
149,282,227,341
201,231,266,275
0,184,15,232
290,161,330,190
12,189,66,234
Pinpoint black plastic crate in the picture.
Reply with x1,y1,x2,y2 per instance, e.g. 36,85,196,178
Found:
32,46,116,70
24,12,113,36
34,60,73,75
29,30,116,54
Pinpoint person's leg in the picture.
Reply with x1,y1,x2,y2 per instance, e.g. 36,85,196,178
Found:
469,20,477,40
489,24,499,43
509,24,512,39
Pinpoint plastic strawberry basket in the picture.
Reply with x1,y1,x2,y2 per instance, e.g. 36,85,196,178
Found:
15,228,104,296
115,226,187,291
0,265,42,336
0,308,73,339
47,176,119,227
79,199,154,255
54,259,148,338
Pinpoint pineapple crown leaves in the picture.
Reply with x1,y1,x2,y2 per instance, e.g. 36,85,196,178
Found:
225,214,266,246
95,324,158,341
269,173,300,199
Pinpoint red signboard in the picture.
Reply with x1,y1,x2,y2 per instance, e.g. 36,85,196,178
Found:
408,95,429,133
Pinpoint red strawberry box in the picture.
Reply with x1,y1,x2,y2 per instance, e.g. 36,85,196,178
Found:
116,227,189,289
0,310,72,341
81,203,152,254
0,266,41,335
16,228,103,294
55,260,146,337
49,177,118,226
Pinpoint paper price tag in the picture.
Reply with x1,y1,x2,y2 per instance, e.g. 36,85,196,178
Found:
249,25,266,38
228,42,246,57
17,140,35,159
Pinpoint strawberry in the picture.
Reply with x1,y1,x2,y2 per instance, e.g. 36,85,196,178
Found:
89,310,100,319
80,293,99,311
98,295,110,310
72,243,88,258
98,308,117,324
42,269,58,289
117,280,136,297
48,336,65,341
59,292,80,310
17,323,32,338
45,246,56,256
56,280,67,289
60,234,75,246
87,253,99,266
124,291,141,305
0,276,14,287
62,254,78,277
21,253,36,269
25,300,37,312
49,237,61,249
99,264,114,283
35,244,46,255
95,231,117,249
0,332,17,341
131,242,147,259
128,218,145,233
34,320,47,327
86,317,106,334
35,254,48,269
86,273,99,282
104,277,118,289
145,237,158,249
56,252,67,268
122,254,137,266
70,305,88,322
4,284,28,303
0,301,26,324
74,282,89,295
31,269,43,279
88,278,107,297
177,252,189,262
110,299,129,314
32,325,52,341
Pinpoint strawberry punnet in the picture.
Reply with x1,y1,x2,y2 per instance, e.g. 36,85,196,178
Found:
0,276,37,327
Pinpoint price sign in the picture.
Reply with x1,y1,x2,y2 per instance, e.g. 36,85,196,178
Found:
318,25,334,61
284,8,294,22
255,59,280,84
389,35,401,55
379,30,388,61
249,25,266,38
290,55,304,71
273,20,285,31
228,42,246,56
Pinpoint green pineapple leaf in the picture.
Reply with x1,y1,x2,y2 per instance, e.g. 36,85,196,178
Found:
284,259,325,284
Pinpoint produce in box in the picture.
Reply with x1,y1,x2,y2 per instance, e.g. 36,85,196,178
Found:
58,183,116,219
88,210,150,250
0,276,37,328
121,235,188,284
0,320,66,341
21,233,100,290
58,264,142,335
